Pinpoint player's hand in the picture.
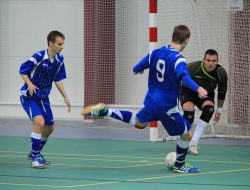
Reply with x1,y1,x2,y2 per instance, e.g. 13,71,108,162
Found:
28,83,39,96
214,111,221,123
197,87,208,99
64,97,71,112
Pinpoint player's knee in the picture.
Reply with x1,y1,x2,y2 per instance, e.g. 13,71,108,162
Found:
134,119,148,129
183,110,195,124
200,105,214,123
33,117,45,128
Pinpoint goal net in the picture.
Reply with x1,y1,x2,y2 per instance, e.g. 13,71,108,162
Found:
157,0,250,139
84,0,250,139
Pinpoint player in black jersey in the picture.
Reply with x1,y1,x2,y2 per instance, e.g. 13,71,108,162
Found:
180,49,228,155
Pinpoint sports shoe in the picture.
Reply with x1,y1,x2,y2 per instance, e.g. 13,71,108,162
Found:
28,152,51,164
31,154,46,169
168,162,199,173
81,103,107,117
188,143,199,155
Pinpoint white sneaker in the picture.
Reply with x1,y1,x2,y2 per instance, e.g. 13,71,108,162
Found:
31,155,46,169
188,143,199,155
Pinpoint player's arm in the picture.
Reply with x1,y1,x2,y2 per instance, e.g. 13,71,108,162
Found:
214,99,225,123
19,53,41,96
214,67,228,122
54,62,71,112
133,54,150,75
181,73,207,98
175,59,207,98
20,74,38,96
55,81,71,112
133,48,159,74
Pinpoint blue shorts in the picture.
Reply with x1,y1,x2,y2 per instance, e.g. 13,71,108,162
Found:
136,107,191,136
20,95,54,126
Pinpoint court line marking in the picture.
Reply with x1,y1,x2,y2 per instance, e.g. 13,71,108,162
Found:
0,151,250,165
0,168,250,188
0,160,161,169
0,154,152,163
0,150,164,160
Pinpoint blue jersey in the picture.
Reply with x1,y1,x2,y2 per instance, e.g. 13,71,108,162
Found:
19,49,66,99
133,45,199,114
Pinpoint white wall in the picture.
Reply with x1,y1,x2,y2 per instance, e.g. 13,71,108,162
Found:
0,0,84,119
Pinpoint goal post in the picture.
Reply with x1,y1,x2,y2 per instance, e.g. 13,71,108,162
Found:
148,0,162,142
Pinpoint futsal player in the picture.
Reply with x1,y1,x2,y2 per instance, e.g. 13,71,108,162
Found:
19,30,71,169
81,25,208,173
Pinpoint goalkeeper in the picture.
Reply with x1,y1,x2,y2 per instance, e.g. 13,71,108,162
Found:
180,49,228,155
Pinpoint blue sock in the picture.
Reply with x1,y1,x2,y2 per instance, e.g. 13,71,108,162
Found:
174,138,189,168
107,109,135,126
31,132,41,159
40,137,48,151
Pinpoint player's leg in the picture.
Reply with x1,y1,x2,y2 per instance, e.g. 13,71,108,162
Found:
37,100,55,164
33,124,53,165
30,115,46,168
181,87,202,155
190,100,214,154
20,96,47,169
180,87,196,122
160,112,199,173
81,103,149,129
182,101,198,155
40,125,54,151
182,102,195,125
28,101,54,164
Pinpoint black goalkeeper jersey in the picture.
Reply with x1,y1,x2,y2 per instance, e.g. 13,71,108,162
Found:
186,61,228,100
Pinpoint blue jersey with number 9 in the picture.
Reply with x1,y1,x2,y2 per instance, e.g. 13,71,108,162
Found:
133,45,195,114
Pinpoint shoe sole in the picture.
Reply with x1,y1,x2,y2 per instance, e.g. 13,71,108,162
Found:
168,165,199,173
28,157,51,165
173,169,199,173
32,165,46,169
81,103,105,116
171,167,199,173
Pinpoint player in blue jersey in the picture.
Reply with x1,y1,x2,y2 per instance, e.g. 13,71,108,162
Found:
19,30,71,169
81,25,207,173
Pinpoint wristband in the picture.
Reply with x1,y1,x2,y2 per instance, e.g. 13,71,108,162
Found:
217,107,223,113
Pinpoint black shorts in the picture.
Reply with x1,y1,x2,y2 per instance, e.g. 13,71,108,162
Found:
180,87,214,110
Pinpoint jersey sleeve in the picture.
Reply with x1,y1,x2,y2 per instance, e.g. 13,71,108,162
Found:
54,62,66,81
133,48,160,73
217,67,228,100
175,57,199,92
133,54,150,73
19,51,43,75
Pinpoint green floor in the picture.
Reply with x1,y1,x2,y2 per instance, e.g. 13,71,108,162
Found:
0,136,250,190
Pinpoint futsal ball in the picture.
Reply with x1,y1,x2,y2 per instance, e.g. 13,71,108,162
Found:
164,152,176,168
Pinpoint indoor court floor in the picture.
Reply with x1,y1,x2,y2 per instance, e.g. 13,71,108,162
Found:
0,118,250,190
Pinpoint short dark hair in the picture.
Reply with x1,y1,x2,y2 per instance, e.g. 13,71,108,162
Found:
172,25,190,44
47,30,65,46
204,49,218,59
